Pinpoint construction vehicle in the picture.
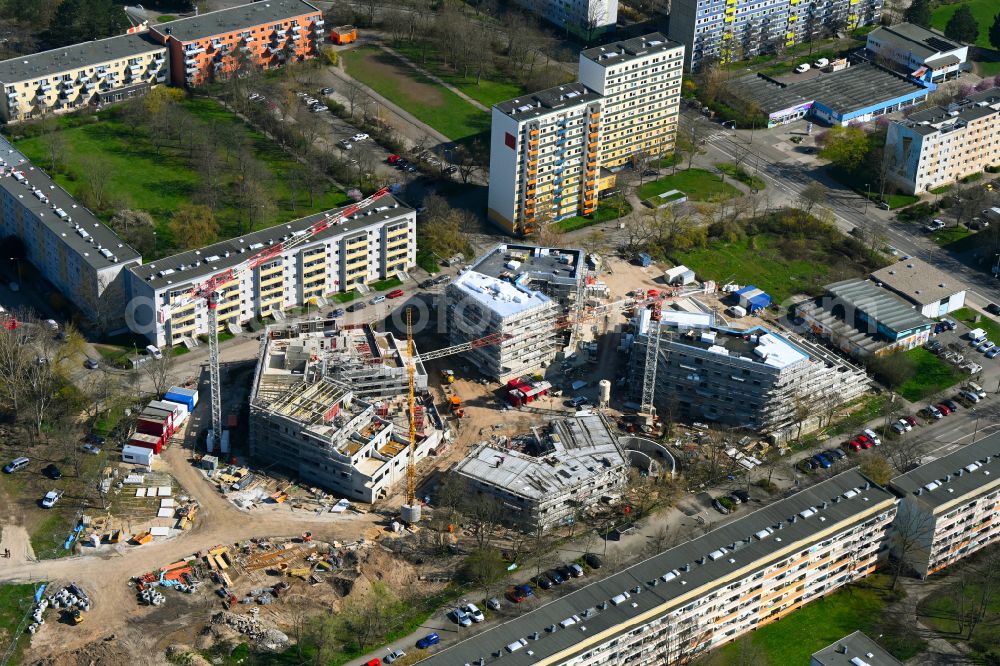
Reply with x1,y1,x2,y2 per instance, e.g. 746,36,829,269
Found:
70,609,84,625
447,395,463,417
165,187,392,452
441,369,455,384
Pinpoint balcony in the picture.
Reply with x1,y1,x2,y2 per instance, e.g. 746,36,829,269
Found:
184,46,206,56
313,18,325,27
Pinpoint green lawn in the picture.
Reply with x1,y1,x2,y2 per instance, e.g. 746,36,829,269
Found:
930,184,953,195
157,14,176,22
952,306,1000,341
555,201,633,232
637,168,741,202
898,347,963,402
976,60,1000,76
391,42,536,109
371,277,403,291
675,234,837,303
931,0,997,48
13,97,348,258
716,162,766,190
333,290,359,303
931,225,972,246
0,584,41,664
341,46,489,141
703,575,921,666
919,551,1000,663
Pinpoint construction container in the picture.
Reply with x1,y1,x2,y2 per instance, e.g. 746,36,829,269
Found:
148,400,187,428
129,433,164,455
331,25,357,45
137,413,172,439
122,444,155,466
637,252,652,267
164,386,198,412
736,285,771,313
220,430,231,454
665,265,696,285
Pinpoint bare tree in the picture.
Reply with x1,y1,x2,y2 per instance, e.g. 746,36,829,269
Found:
889,503,936,589
797,182,828,215
141,353,174,397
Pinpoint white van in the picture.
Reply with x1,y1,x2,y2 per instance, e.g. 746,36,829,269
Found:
968,328,987,342
145,344,163,359
967,382,986,398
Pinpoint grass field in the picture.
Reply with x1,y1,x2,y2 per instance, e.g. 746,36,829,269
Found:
13,97,348,257
716,162,766,190
702,575,920,666
676,233,843,303
931,0,997,48
371,277,403,291
341,46,489,141
555,201,632,232
931,225,973,246
952,306,1000,341
0,583,41,664
638,168,741,202
333,291,359,303
898,347,963,402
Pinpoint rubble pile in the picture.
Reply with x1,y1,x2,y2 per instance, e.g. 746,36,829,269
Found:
211,610,289,650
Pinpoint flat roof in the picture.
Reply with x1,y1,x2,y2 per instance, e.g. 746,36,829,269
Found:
131,195,412,291
868,23,962,61
870,257,965,306
729,64,927,116
825,279,932,334
150,0,319,42
495,82,601,122
896,87,1000,135
581,32,682,67
0,136,140,270
889,432,1000,513
812,631,904,666
471,244,584,286
419,470,893,666
449,270,551,319
0,33,163,84
455,414,626,501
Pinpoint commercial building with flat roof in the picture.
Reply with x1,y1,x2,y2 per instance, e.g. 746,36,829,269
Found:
127,196,415,347
627,309,870,441
812,631,903,666
455,413,628,531
418,470,897,666
445,244,585,382
249,329,442,502
0,136,140,329
866,23,967,83
889,433,1000,577
488,34,682,236
0,32,167,122
723,63,932,127
885,88,1000,195
795,279,934,358
149,0,325,87
871,257,966,318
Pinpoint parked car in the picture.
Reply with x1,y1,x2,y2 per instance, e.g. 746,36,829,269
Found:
532,574,553,590
386,289,405,299
813,57,830,68
812,453,832,469
3,457,29,473
383,648,406,664
567,563,585,577
566,396,589,408
986,303,1000,315
925,339,943,352
987,348,1000,359
463,603,485,622
485,597,501,611
936,402,952,416
443,165,458,174
320,87,334,95
856,434,874,449
941,318,957,330
416,633,440,649
942,399,960,412
84,357,99,369
331,308,345,318
41,490,62,508
712,498,731,514
846,440,863,453
902,415,918,428
863,429,881,446
896,418,913,432
960,390,981,404
145,344,163,359
43,464,62,480
977,340,995,353
449,608,472,626
891,422,906,434
925,404,943,419
81,444,101,455
347,301,367,312
338,140,353,150
795,63,811,73
507,584,533,602
365,660,380,666
732,488,752,502
370,295,386,305
584,553,603,569
824,449,845,461
351,132,369,141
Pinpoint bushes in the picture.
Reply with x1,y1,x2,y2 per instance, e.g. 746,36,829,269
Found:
896,200,940,223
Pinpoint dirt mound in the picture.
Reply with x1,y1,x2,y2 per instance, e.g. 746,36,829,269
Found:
26,634,160,666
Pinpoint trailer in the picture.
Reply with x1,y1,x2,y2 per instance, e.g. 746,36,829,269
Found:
122,444,155,466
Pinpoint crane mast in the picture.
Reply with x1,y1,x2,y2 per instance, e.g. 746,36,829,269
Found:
400,306,421,523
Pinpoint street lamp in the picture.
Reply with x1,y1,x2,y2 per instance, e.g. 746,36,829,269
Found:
972,408,981,444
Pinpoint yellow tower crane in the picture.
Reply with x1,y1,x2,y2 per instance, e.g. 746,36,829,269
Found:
401,307,421,523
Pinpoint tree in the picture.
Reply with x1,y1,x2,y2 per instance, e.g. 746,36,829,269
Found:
991,12,1000,51
903,0,931,28
817,125,870,171
676,121,707,172
647,206,706,256
41,0,131,48
946,6,980,44
797,182,828,214
333,581,407,651
889,504,935,589
141,354,175,397
458,548,507,598
169,204,219,250
109,209,157,256
859,454,894,485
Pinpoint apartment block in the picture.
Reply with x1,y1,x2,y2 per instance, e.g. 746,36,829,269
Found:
420,470,896,665
266,320,429,399
444,244,584,383
0,136,140,327
885,87,1000,195
149,0,325,87
627,309,870,441
512,0,618,39
488,34,682,236
795,279,934,359
0,33,167,122
249,334,441,502
454,413,628,531
128,197,415,348
889,433,1000,578
578,35,684,169
670,0,881,71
